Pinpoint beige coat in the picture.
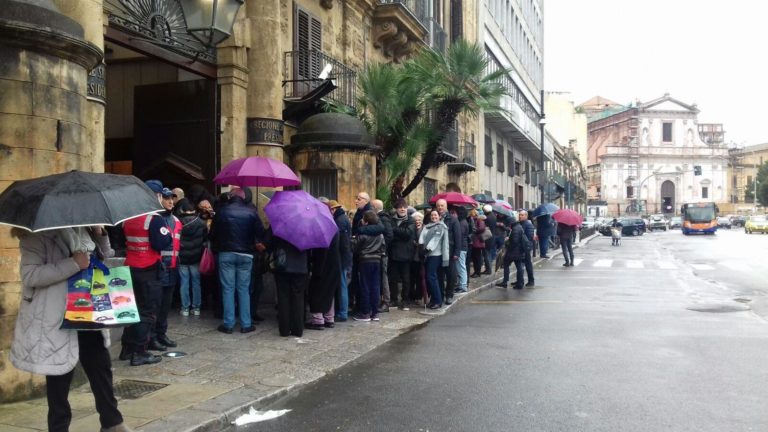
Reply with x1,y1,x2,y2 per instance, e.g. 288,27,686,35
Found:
10,229,112,376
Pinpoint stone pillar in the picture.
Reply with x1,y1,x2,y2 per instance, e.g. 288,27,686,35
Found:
0,0,102,402
217,10,250,167
53,0,106,173
245,0,285,162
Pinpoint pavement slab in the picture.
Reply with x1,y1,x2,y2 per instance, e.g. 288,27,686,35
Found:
0,235,593,431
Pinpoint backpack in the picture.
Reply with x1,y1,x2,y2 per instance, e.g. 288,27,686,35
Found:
519,228,532,253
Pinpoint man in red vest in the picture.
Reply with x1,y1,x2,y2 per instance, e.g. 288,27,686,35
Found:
119,180,173,366
150,186,182,351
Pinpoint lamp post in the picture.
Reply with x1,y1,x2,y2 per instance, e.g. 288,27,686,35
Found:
539,89,546,205
754,179,760,213
179,0,245,47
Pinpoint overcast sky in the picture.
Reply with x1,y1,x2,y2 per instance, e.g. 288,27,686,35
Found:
544,0,767,147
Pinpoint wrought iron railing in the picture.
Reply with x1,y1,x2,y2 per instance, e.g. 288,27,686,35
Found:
460,141,476,166
377,0,428,24
441,126,459,156
283,50,357,109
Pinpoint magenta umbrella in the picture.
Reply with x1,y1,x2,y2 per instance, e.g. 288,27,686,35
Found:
552,209,583,227
264,190,337,250
428,192,477,206
214,156,300,188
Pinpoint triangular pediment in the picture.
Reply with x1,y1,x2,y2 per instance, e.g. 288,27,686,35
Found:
640,94,699,113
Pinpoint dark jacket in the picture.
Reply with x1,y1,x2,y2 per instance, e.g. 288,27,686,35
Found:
178,213,208,265
334,207,353,271
356,221,385,244
308,232,341,313
352,233,385,263
486,212,503,237
378,210,394,247
504,222,526,261
557,223,576,240
458,217,469,252
521,219,535,243
209,196,265,254
441,212,462,257
352,203,373,235
268,231,308,274
389,214,416,262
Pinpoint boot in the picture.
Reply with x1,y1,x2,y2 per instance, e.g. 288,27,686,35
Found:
130,351,161,366
157,334,177,348
147,339,167,351
101,422,135,432
118,345,133,361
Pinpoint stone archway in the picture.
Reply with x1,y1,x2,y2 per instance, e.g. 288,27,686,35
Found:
661,180,675,214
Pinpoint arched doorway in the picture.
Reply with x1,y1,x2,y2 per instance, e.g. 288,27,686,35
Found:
661,180,675,214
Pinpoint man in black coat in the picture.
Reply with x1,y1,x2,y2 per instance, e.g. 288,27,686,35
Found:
329,201,352,321
497,213,528,290
436,199,461,304
387,199,416,310
519,209,535,286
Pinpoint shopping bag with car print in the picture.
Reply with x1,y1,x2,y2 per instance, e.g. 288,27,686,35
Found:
61,257,140,330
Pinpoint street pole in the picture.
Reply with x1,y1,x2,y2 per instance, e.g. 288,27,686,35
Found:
539,89,546,205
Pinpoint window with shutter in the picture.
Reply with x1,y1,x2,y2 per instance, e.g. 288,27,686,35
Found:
294,6,322,85
484,135,493,167
524,161,530,184
496,143,504,172
507,151,514,177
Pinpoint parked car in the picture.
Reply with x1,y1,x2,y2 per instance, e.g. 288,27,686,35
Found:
582,218,596,229
669,216,683,229
648,214,668,231
599,217,646,236
745,215,768,234
730,215,746,227
716,216,732,229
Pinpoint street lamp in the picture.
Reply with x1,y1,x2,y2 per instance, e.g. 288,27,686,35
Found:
179,0,245,47
539,89,546,205
754,179,760,213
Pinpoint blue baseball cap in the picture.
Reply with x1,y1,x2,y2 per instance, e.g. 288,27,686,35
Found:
145,179,173,198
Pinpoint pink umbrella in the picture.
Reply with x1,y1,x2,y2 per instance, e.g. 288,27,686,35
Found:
494,199,513,210
552,209,583,227
214,156,300,188
428,192,477,206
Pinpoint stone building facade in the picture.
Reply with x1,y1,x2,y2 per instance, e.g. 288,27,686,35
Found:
584,94,728,217
0,0,481,401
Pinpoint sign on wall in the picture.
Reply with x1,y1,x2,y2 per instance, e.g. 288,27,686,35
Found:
87,62,106,104
247,117,284,145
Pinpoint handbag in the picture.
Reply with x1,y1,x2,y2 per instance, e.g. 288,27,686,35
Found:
268,248,287,272
199,246,215,275
480,227,493,241
61,258,140,330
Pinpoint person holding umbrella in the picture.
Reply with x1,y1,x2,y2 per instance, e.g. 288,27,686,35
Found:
552,209,583,267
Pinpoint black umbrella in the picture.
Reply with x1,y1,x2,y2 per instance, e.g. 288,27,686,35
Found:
0,171,162,232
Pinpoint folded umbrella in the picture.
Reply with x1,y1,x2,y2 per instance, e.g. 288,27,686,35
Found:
214,156,301,188
264,190,337,250
428,192,477,207
0,171,162,232
552,209,583,227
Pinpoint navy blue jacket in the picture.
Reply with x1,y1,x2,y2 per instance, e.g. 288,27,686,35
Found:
209,196,265,254
521,219,535,243
334,207,353,271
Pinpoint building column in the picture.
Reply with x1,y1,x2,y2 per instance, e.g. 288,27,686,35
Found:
0,0,102,402
245,0,285,162
217,10,250,167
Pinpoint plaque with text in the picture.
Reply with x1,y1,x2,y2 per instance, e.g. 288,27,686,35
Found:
247,118,284,145
87,63,106,104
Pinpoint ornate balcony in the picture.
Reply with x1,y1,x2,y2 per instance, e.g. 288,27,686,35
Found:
374,0,428,62
434,125,458,165
447,141,476,173
282,50,356,122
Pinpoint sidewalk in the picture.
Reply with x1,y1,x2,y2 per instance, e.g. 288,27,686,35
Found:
0,234,596,432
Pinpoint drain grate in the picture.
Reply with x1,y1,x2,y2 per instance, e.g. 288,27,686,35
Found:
113,380,168,400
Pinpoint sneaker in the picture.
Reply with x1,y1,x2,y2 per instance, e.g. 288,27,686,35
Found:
563,263,570,267
180,308,189,317
525,281,535,287
379,304,390,313
352,313,371,322
324,322,335,328
397,304,410,311
496,282,508,288
444,297,454,305
371,315,380,322
192,308,201,316
304,322,325,331
428,303,442,310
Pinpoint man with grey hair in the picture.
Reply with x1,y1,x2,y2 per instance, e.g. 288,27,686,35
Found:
436,198,461,304
352,192,371,235
358,199,393,311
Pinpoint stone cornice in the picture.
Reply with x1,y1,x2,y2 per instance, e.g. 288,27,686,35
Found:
0,1,102,70
372,3,428,62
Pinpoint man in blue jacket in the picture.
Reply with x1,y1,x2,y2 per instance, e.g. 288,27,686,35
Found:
209,187,265,334
329,200,352,321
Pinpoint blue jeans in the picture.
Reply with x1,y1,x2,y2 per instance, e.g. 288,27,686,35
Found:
336,266,349,319
539,232,550,256
561,237,574,264
357,261,380,317
218,252,252,329
178,264,201,310
456,250,468,291
503,259,524,287
425,256,442,306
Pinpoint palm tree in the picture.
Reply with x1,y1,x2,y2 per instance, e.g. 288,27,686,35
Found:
397,39,508,199
351,40,508,205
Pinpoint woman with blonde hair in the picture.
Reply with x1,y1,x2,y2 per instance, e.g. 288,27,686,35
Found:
418,210,450,309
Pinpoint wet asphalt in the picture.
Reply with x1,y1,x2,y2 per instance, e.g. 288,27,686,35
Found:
233,229,768,432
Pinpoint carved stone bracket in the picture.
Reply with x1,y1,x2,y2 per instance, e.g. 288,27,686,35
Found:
373,3,427,62
320,0,334,9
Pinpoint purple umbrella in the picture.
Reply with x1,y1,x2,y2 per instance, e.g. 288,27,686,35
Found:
264,190,337,250
214,156,301,188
